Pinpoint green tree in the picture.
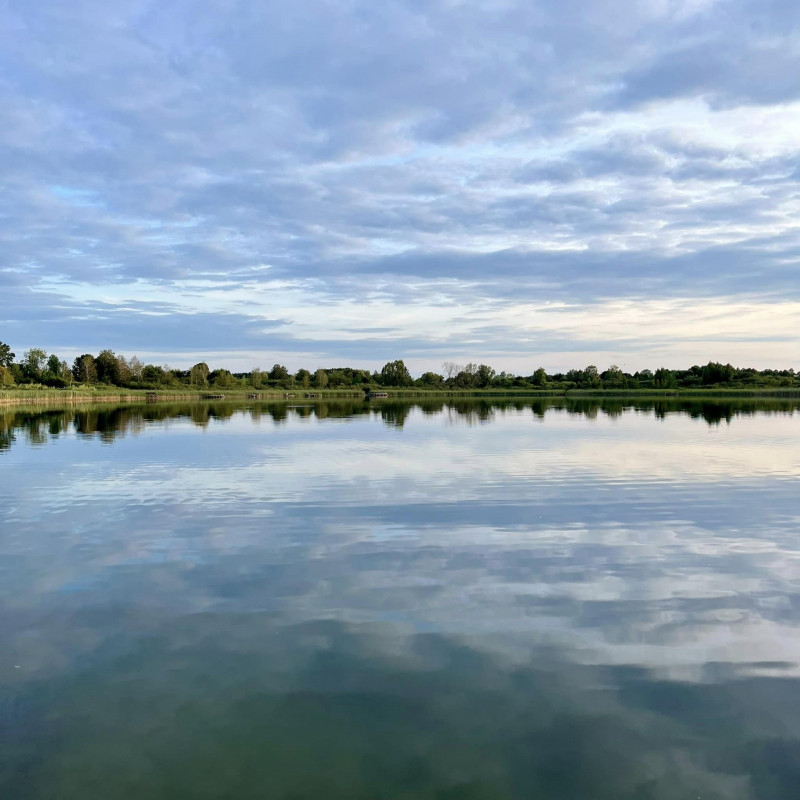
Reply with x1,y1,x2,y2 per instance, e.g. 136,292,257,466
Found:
452,363,479,388
475,364,496,388
46,353,61,376
38,352,69,387
249,367,264,388
60,360,74,385
22,348,47,382
0,341,14,368
190,362,210,387
380,359,412,387
327,369,349,388
493,371,514,388
701,361,735,386
72,354,97,383
270,364,289,382
142,364,166,384
0,365,15,386
161,365,181,387
454,370,473,388
116,354,132,385
296,368,311,389
128,356,144,381
532,367,547,387
602,365,625,388
418,372,444,386
314,368,328,389
653,368,677,389
95,350,121,385
212,369,234,388
583,365,601,388
565,368,582,386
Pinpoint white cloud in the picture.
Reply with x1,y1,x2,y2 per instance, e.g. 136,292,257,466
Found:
1,0,799,368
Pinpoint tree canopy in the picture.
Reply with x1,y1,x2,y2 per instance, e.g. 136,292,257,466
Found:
380,360,413,387
0,342,797,394
0,341,16,368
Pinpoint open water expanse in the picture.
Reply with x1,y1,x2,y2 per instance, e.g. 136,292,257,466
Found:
2,398,800,799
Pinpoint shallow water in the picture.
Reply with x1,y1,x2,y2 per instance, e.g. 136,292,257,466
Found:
2,399,800,799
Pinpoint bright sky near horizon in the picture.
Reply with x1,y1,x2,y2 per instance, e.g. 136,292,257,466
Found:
2,0,799,374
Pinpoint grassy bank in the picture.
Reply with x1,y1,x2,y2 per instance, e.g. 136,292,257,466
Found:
564,387,800,398
0,386,366,406
3,384,800,407
375,387,800,398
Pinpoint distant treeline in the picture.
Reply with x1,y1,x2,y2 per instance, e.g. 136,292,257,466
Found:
0,341,797,391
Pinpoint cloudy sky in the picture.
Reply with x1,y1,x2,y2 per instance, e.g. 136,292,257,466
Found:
2,0,799,373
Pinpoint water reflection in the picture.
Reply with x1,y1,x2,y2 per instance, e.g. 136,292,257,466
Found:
1,400,799,799
2,396,800,450
6,618,799,800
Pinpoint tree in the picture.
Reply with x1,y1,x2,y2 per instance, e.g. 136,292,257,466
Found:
249,367,264,388
532,367,547,387
116,354,132,385
190,362,210,386
0,341,14,368
475,364,495,388
419,371,444,386
128,356,144,381
95,350,121,385
327,369,349,388
314,368,328,389
21,348,47,382
653,368,677,389
442,362,462,381
296,368,311,389
38,352,69,387
452,363,479,388
142,364,166,384
159,364,180,386
453,371,471,388
72,354,97,383
0,365,15,386
46,353,61,376
60,360,74,385
602,365,625,388
701,361,735,386
270,364,289,382
380,360,412,387
582,365,601,388
212,369,234,388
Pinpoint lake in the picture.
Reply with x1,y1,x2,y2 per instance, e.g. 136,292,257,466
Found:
2,398,800,799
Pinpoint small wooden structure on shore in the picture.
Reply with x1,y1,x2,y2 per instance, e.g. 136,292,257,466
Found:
304,392,320,398
145,391,158,403
202,393,226,399
366,391,388,399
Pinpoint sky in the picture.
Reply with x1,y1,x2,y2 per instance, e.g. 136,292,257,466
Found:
1,0,799,375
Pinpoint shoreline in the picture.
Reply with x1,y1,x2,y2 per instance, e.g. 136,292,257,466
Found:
2,386,800,408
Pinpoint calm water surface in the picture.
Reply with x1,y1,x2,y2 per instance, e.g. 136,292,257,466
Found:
2,399,800,799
